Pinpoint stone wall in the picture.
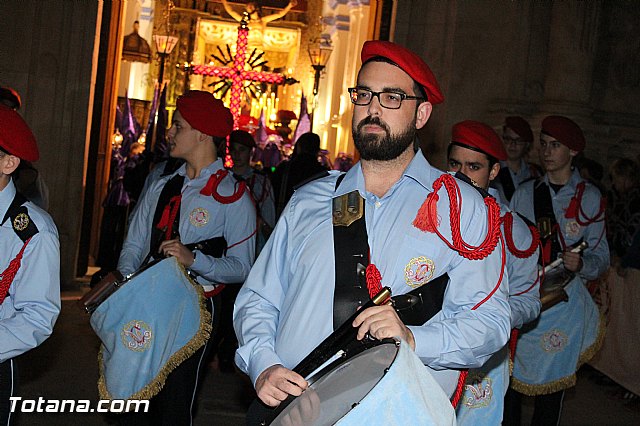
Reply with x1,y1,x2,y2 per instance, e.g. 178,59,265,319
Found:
394,0,640,171
0,0,100,285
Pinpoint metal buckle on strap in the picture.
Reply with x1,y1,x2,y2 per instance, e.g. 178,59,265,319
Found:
332,190,364,227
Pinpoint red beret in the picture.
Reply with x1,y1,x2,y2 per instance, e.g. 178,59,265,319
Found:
504,116,533,142
0,86,22,110
541,115,585,152
0,105,39,162
230,129,255,148
361,40,444,105
451,120,507,161
176,91,233,137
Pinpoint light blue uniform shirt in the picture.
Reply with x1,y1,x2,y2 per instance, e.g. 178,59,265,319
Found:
509,169,609,392
118,159,256,289
234,151,511,386
456,188,540,424
490,187,541,329
510,169,609,281
1,179,60,363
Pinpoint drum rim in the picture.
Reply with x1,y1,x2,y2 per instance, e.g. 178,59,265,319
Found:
268,338,400,425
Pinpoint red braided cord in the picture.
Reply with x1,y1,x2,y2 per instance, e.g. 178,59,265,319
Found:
509,329,519,362
200,169,247,204
166,195,182,239
203,285,226,298
502,212,540,259
472,235,507,310
567,182,606,226
365,264,383,299
414,174,502,260
451,235,507,405
0,238,32,304
451,370,468,408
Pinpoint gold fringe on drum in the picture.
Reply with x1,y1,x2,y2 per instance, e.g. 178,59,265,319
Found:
511,313,606,396
96,264,213,402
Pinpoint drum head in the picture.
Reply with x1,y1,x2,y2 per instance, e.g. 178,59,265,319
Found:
271,341,399,426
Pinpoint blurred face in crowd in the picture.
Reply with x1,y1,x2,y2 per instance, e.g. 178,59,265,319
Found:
230,142,252,171
538,133,576,174
502,126,529,162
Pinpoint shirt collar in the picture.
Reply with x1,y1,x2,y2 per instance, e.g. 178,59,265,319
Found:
176,158,225,180
333,150,438,199
0,178,17,222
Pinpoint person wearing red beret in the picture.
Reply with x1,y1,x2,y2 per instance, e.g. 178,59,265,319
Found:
206,130,275,374
235,41,510,424
445,120,540,425
0,105,60,424
116,91,256,424
494,116,542,203
505,115,609,425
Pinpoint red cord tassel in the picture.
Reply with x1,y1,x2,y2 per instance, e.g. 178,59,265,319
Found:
0,238,31,304
413,192,439,233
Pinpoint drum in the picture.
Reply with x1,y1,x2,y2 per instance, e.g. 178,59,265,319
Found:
540,266,574,311
89,257,212,401
269,339,455,426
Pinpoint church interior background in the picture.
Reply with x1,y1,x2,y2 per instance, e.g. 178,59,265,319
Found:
0,0,638,284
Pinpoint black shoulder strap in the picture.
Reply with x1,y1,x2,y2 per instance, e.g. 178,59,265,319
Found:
1,192,39,243
332,199,370,331
497,166,516,202
146,174,185,260
152,174,185,231
454,171,491,198
533,178,561,264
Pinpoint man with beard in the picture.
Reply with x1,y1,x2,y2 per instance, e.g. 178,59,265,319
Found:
234,41,510,423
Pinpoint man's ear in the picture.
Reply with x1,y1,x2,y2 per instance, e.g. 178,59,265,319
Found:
489,162,500,182
415,102,433,130
0,155,20,175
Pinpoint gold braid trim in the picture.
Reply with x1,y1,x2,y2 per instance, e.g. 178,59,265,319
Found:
511,373,577,396
510,313,606,396
97,261,213,403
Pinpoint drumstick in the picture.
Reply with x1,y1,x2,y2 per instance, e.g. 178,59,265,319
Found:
292,286,392,380
539,241,588,276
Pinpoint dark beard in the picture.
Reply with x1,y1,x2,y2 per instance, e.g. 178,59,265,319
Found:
353,116,416,161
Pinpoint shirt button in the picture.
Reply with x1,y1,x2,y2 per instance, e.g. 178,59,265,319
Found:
374,201,381,208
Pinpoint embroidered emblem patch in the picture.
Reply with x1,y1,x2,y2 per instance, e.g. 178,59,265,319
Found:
564,220,580,238
189,207,209,227
404,256,435,288
13,213,30,231
121,320,153,352
462,371,493,409
541,329,568,353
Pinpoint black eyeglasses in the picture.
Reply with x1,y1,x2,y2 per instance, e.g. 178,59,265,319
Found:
348,87,424,110
502,135,527,146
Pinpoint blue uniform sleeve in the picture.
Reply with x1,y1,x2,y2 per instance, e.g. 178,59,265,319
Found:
0,228,61,362
117,180,158,275
408,196,511,369
190,191,256,284
233,201,290,385
579,187,609,281
506,215,541,329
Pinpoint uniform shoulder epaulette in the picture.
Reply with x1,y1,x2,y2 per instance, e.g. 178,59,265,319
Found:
293,170,331,191
1,192,39,243
454,171,492,198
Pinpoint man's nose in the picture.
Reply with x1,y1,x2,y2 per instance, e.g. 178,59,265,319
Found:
367,94,383,116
